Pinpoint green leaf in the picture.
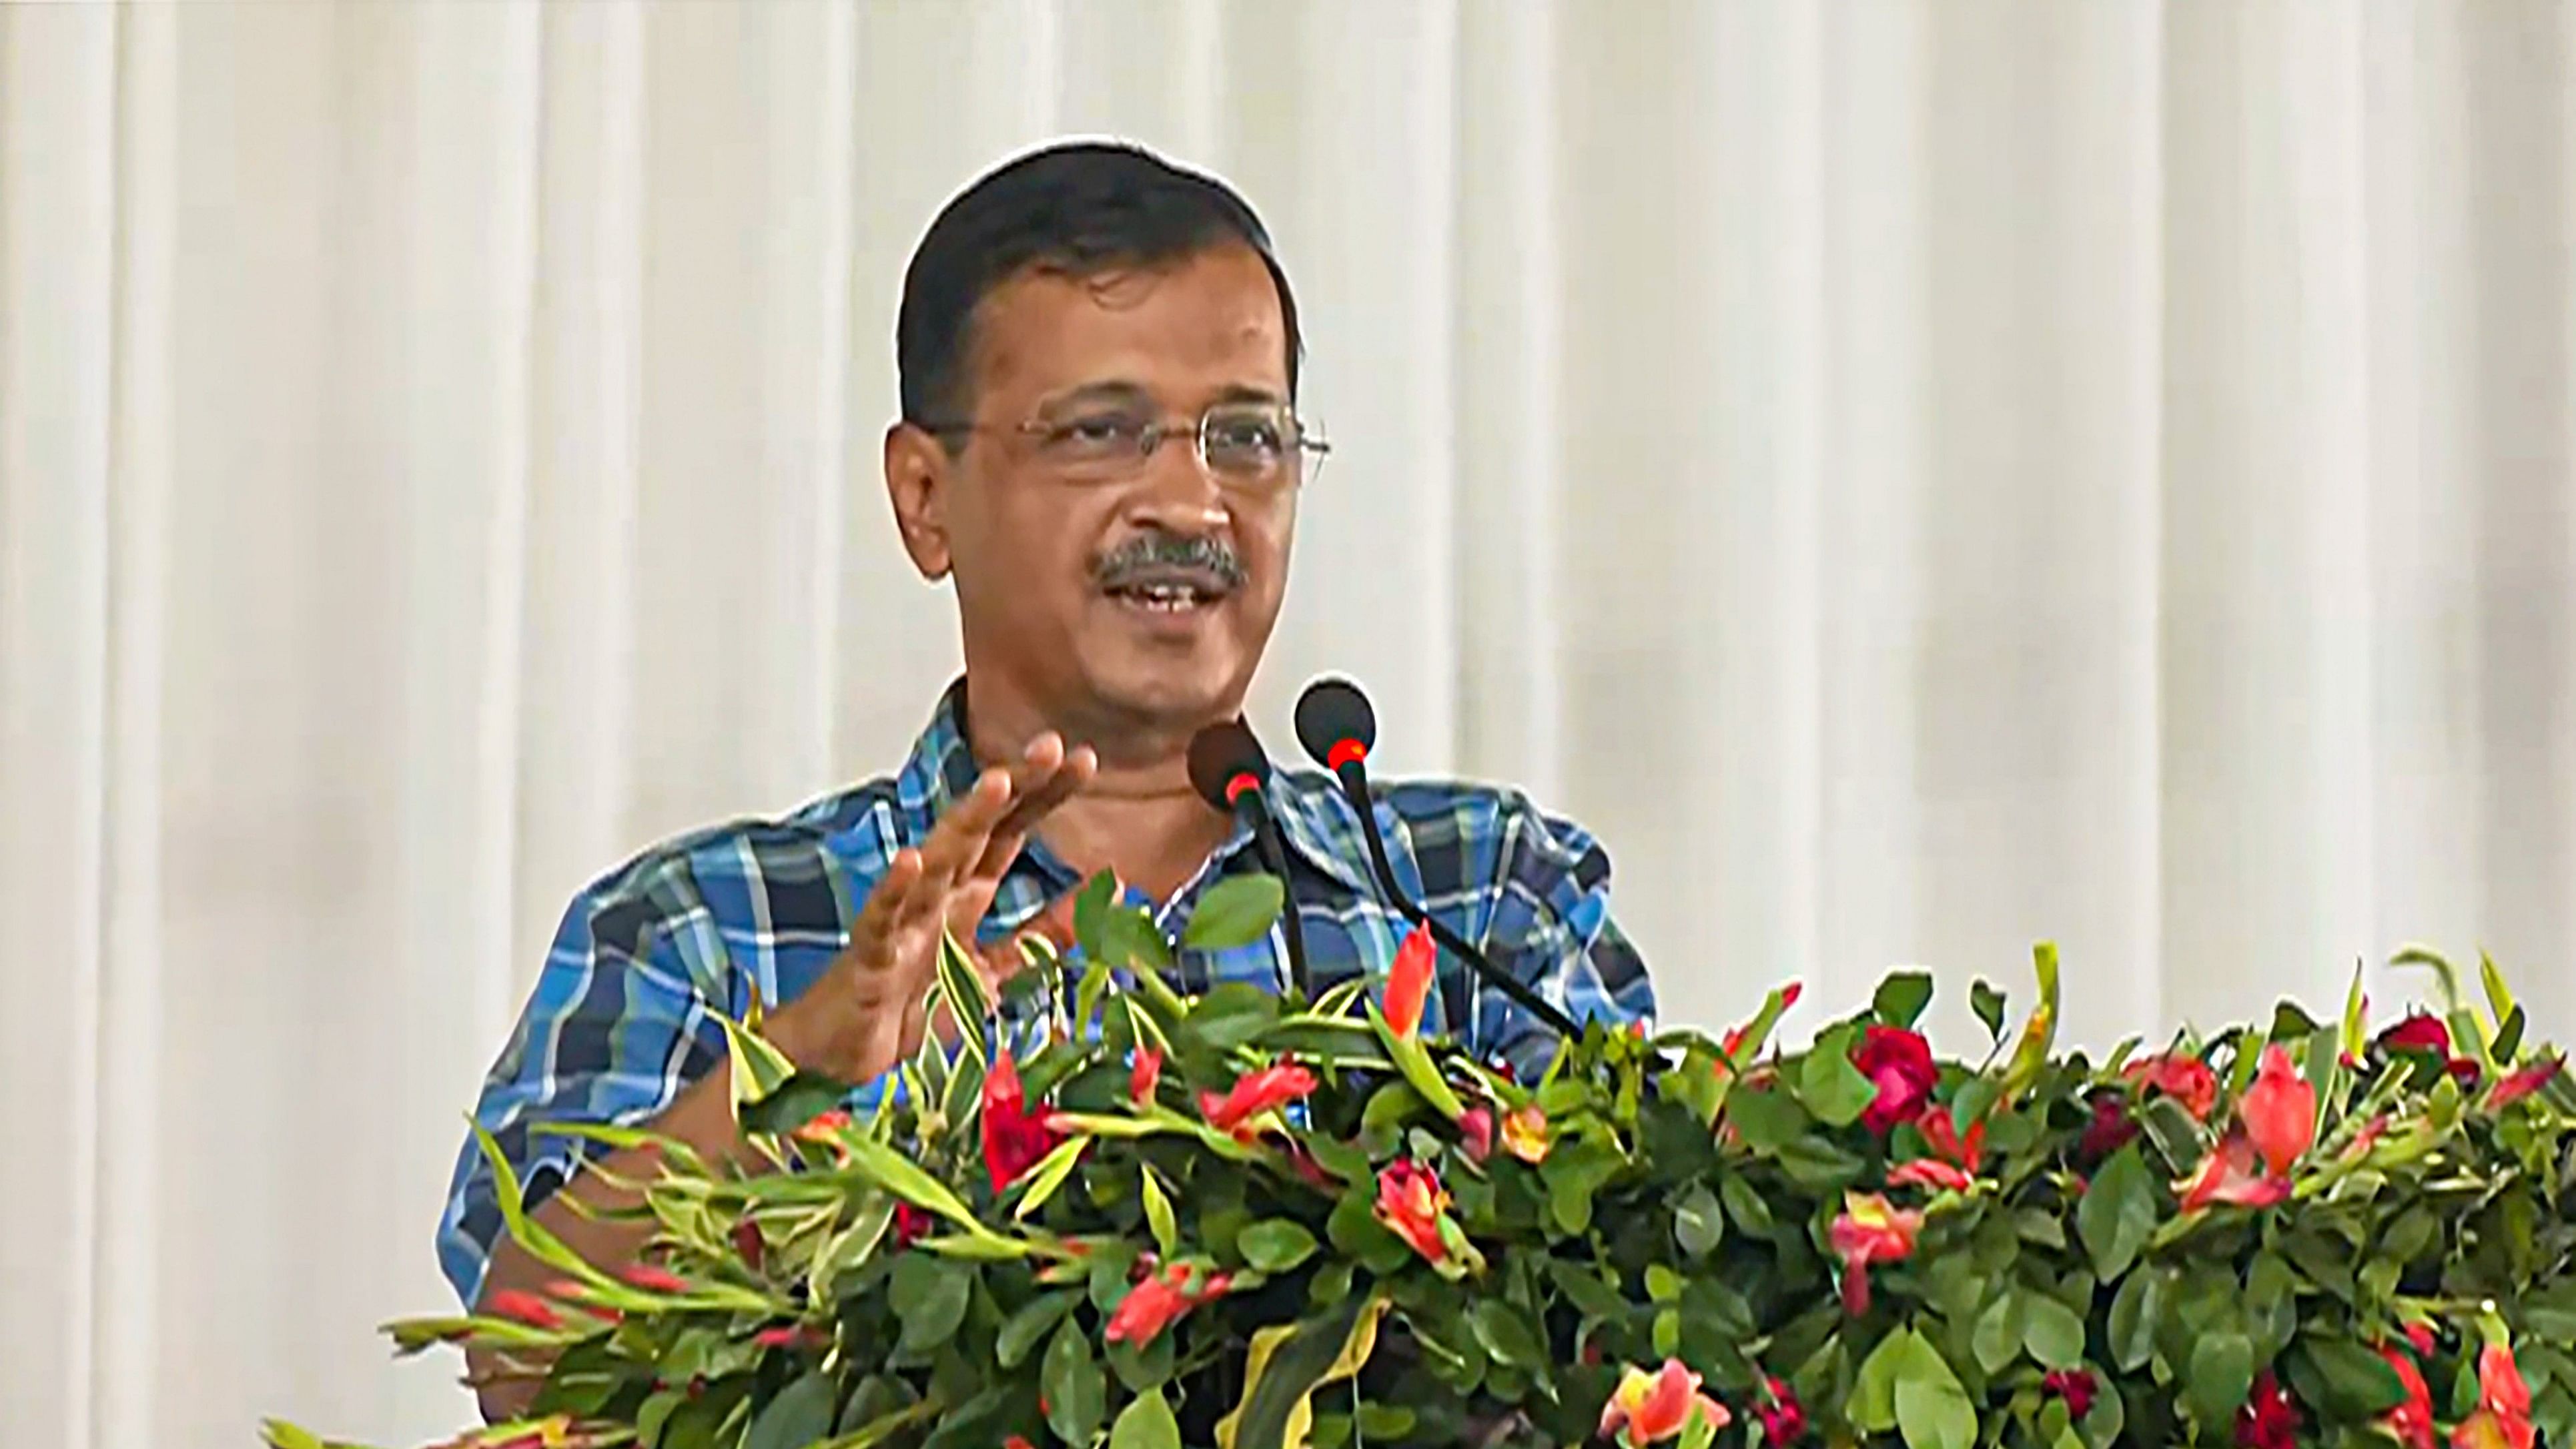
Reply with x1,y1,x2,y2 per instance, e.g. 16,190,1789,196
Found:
1893,1348,1978,1449
1112,1388,1182,1449
2183,1332,2255,1430
747,1372,838,1449
1074,869,1119,960
2481,950,2518,1037
1013,1136,1088,1222
1468,1300,1545,1368
1105,907,1176,975
1849,1329,1911,1432
1974,1292,2026,1374
1799,1028,1881,1128
1184,874,1286,951
1240,1220,1320,1274
1646,1264,1685,1303
1719,1173,1775,1235
2077,1145,2156,1281
1142,1167,1178,1260
1541,1139,1627,1236
1549,1259,1629,1322
1724,1085,1810,1152
1972,980,2009,1042
1675,1184,1725,1258
1875,971,1936,1028
2494,1005,2527,1065
998,1291,1080,1370
1370,1005,1469,1121
1228,1297,1374,1449
2023,1294,2088,1370
258,1424,329,1449
2296,1340,2409,1418
2108,1267,2166,1371
893,1254,971,1353
1043,1318,1108,1447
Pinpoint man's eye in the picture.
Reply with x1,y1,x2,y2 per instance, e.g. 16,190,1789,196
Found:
1046,416,1142,450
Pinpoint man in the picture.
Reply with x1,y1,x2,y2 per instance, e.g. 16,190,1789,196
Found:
437,140,1655,1418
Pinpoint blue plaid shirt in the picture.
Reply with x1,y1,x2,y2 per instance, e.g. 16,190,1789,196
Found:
436,680,1655,1307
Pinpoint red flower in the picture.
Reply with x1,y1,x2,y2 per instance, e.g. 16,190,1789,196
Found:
2487,1057,2563,1111
1130,1047,1164,1106
618,1263,687,1293
1754,1376,1807,1446
2124,1053,2220,1121
2078,1091,2140,1162
2176,1131,2292,1212
486,1288,563,1330
1828,1191,1921,1315
2044,1370,2098,1421
2403,1322,2437,1359
1851,1027,1937,1133
1198,1063,1318,1141
1375,1160,1454,1265
2240,1045,2317,1175
982,1049,1061,1193
893,1202,933,1247
1916,1111,1984,1171
2379,1014,2452,1055
752,1323,825,1350
1104,1260,1230,1347
1886,1159,1973,1192
2379,1345,2437,1449
2453,1342,2535,1449
1457,1105,1494,1163
1598,1360,1730,1448
2235,1370,2301,1449
792,1108,851,1141
1383,922,1436,1038
731,1217,765,1271
544,1280,622,1322
1005,1437,1037,1449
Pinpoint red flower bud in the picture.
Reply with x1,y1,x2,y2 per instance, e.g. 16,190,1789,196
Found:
485,1288,562,1330
731,1218,765,1272
1851,1027,1936,1134
2044,1370,2099,1421
618,1263,688,1293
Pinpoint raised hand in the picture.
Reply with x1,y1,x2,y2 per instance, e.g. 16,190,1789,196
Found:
769,731,1098,1085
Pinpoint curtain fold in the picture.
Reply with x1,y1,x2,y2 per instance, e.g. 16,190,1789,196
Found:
2,3,2571,1443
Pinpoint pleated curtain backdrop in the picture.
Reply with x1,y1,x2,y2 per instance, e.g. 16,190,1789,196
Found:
3,2,2573,1444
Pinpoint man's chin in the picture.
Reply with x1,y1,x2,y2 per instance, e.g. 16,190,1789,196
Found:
1078,660,1247,735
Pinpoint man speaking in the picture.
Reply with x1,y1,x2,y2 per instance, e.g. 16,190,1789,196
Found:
437,140,1656,1417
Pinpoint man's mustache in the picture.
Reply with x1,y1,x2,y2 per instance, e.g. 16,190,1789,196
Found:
1092,533,1249,590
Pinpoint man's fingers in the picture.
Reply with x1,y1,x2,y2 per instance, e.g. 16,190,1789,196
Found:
975,743,1096,879
913,765,1015,895
847,847,926,962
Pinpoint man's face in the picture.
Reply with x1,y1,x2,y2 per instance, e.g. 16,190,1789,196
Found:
889,242,1299,737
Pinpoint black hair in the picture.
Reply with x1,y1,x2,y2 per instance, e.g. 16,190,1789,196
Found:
895,140,1303,428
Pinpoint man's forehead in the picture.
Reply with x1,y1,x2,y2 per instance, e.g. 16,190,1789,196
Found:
965,246,1288,406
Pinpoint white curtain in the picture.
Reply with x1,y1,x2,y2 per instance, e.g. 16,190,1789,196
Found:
4,1,2573,1444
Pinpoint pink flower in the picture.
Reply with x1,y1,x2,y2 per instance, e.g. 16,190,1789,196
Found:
1886,1158,1974,1192
2240,1045,2317,1175
1851,1027,1937,1133
2453,1343,2535,1449
1753,1377,1805,1446
2236,1371,2301,1449
892,1202,933,1247
2487,1057,2563,1111
2044,1370,2098,1420
2379,1345,2436,1449
2124,1053,2220,1121
1828,1191,1921,1315
1104,1260,1231,1347
1199,1063,1318,1141
485,1289,563,1330
982,1049,1061,1192
2176,1131,2292,1212
1598,1360,1730,1448
1374,1160,1456,1266
1456,1106,1494,1163
2078,1091,2140,1162
1383,923,1436,1037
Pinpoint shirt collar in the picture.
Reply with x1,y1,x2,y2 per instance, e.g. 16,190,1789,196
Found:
893,676,1380,897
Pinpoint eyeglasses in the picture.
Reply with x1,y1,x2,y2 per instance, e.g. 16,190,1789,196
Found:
918,400,1330,487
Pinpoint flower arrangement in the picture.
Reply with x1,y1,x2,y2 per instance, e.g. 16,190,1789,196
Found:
268,876,2576,1449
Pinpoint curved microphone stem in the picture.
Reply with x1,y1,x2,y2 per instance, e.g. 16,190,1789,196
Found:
1328,763,1583,1039
1243,813,1313,1001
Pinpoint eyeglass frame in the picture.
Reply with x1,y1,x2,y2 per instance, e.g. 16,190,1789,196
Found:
909,398,1331,487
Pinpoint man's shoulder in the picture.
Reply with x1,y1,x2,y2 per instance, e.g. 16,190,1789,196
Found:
1267,769,1605,867
564,775,913,931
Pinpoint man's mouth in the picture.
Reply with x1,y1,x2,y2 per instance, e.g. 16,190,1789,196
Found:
1100,567,1235,613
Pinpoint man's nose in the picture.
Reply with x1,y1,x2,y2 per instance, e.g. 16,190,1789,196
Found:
1120,432,1230,533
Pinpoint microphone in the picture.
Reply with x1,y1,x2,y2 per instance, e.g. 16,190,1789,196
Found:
1186,718,1314,1001
1292,677,1583,1039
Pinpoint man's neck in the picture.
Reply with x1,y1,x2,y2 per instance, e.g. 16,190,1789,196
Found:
957,680,1238,904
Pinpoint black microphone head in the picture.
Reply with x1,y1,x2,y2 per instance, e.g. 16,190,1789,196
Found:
1294,676,1376,770
1186,718,1272,812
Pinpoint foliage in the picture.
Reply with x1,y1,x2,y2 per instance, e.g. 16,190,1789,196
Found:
270,887,2576,1449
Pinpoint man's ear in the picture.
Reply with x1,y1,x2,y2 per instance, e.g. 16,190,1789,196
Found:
884,422,954,580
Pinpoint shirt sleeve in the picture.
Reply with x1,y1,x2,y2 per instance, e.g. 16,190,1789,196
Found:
434,883,727,1309
1471,795,1659,1079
